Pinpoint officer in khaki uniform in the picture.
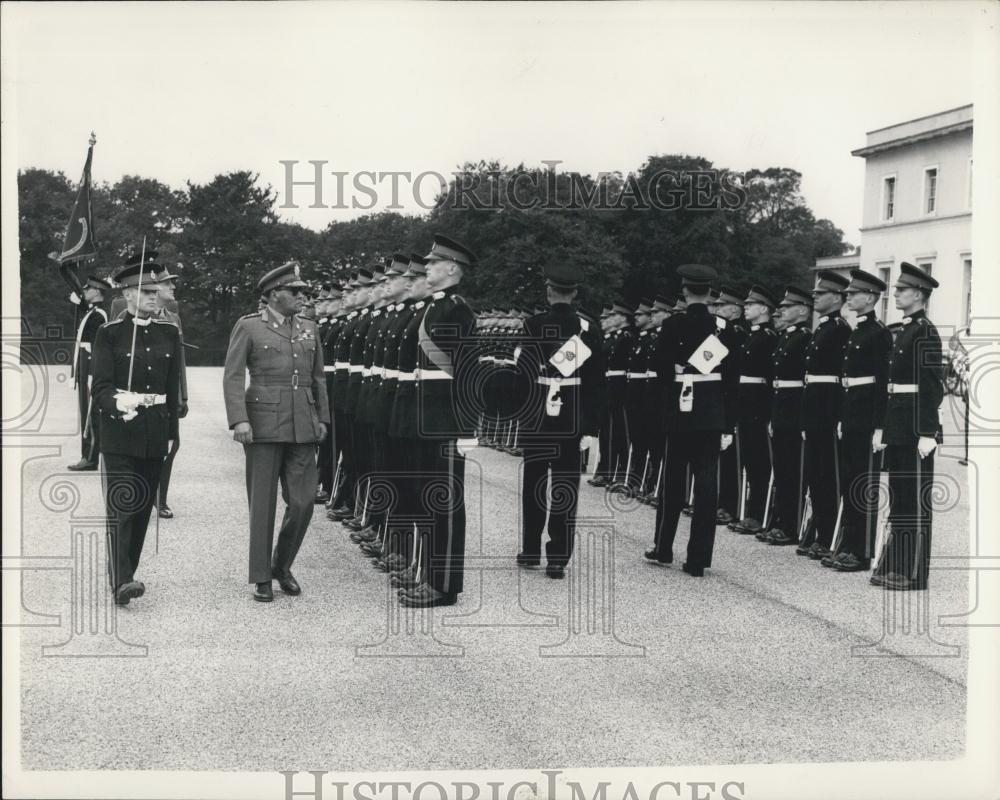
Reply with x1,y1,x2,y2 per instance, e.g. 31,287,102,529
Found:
223,262,329,602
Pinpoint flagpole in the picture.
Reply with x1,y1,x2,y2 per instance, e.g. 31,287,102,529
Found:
126,237,147,391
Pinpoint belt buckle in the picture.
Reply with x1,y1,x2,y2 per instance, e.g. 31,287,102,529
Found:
291,373,299,389
142,393,155,406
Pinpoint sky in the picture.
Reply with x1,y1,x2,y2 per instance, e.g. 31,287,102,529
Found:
1,1,988,245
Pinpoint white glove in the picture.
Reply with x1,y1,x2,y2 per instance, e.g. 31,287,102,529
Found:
579,435,598,452
837,422,843,440
917,436,937,459
801,430,807,441
69,292,81,306
768,422,773,438
456,437,478,457
872,428,887,453
720,434,733,451
114,391,140,421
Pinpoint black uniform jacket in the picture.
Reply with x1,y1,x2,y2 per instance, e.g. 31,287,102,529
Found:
91,313,181,458
770,324,812,433
416,287,477,439
652,303,739,433
839,311,893,433
802,310,851,432
875,309,944,445
514,302,606,439
736,322,777,425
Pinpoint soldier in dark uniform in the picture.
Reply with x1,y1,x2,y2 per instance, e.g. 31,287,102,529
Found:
761,287,813,546
625,298,655,494
596,302,634,488
826,269,893,572
387,254,433,588
588,304,616,487
223,261,329,602
872,262,943,591
645,264,739,577
328,275,367,521
67,274,110,471
314,284,334,504
640,293,675,505
797,270,852,560
729,285,778,535
713,285,747,526
148,265,188,519
398,234,478,608
90,259,180,606
514,263,605,578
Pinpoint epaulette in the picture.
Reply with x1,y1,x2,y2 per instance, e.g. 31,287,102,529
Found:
102,318,124,328
152,317,179,327
452,294,466,304
237,312,259,320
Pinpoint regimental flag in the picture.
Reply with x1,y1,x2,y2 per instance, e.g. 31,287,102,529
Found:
57,133,98,264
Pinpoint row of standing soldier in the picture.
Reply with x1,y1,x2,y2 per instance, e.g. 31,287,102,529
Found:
85,242,942,607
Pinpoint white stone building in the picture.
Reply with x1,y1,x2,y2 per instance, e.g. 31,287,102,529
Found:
816,104,972,334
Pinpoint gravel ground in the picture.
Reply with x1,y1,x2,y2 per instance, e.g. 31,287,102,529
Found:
14,367,969,770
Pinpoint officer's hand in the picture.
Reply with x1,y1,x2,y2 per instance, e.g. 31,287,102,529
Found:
318,423,328,440
917,436,937,459
837,422,843,440
456,437,478,457
233,422,253,444
69,292,81,306
720,434,733,451
579,435,598,453
872,428,887,453
178,402,189,419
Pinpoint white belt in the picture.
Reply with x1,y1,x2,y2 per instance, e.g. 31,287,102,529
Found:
418,369,452,381
805,374,839,384
361,368,372,378
335,361,350,370
323,366,336,373
842,376,876,388
627,372,650,380
79,342,92,353
739,376,768,385
888,383,918,394
383,369,399,380
537,376,581,387
773,379,804,389
374,367,386,378
348,365,364,374
396,372,417,382
605,369,626,377
115,391,166,407
674,373,721,383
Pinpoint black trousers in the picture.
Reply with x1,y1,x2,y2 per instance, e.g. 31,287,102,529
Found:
385,435,417,564
607,404,630,483
877,445,935,588
103,453,163,589
718,428,741,516
653,429,721,569
770,429,805,536
837,430,879,560
803,427,841,548
646,425,665,497
331,410,352,507
157,429,180,506
77,364,99,463
626,400,648,489
520,437,582,568
738,420,771,523
415,438,466,595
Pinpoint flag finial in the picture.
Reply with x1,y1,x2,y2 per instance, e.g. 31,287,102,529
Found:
89,131,97,146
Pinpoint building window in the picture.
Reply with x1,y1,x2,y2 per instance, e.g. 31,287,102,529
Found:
877,263,892,321
883,176,896,221
924,167,938,214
